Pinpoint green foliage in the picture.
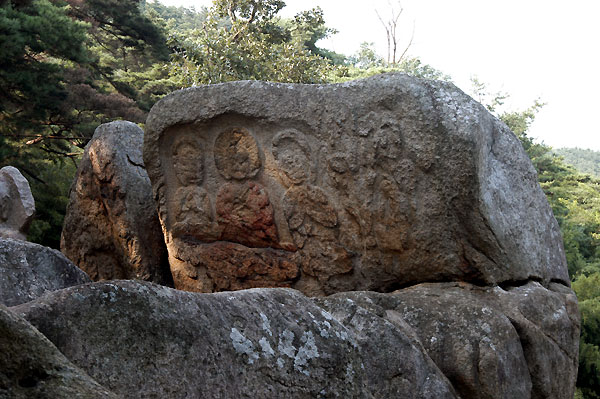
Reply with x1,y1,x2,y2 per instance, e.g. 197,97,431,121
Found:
1,0,176,246
574,273,600,398
554,148,600,178
144,1,208,34
26,160,77,248
167,1,333,85
288,7,343,63
331,42,451,83
0,0,88,137
470,76,507,113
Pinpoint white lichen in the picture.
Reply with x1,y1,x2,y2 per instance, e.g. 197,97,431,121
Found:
259,312,272,336
278,329,296,358
259,337,275,357
230,328,259,364
294,331,319,375
321,310,333,321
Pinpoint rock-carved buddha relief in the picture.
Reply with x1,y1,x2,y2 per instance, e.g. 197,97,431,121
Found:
213,127,280,248
170,136,216,241
272,130,352,279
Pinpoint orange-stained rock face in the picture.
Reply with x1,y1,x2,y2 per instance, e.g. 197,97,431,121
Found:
169,241,300,293
61,121,171,285
216,181,279,248
144,74,570,296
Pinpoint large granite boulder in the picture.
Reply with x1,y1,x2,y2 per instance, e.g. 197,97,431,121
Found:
0,304,117,398
13,280,458,398
0,166,35,240
143,73,568,296
0,237,90,306
61,121,171,285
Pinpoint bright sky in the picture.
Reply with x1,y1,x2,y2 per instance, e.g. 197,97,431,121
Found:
156,0,600,151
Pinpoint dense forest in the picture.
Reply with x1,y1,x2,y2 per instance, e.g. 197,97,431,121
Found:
1,0,598,397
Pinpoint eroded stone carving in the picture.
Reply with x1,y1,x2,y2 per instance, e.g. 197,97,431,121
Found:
172,136,204,186
272,130,352,285
144,74,571,296
162,124,299,292
170,136,216,241
216,181,279,247
214,127,261,180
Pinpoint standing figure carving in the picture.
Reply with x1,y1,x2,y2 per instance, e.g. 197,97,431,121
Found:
272,130,352,280
170,136,216,241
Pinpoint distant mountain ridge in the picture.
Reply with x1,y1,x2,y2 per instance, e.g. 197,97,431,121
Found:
554,147,600,178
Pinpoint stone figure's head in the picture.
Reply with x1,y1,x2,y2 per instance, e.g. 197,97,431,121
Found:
172,137,204,187
214,128,261,180
326,152,351,190
272,130,311,186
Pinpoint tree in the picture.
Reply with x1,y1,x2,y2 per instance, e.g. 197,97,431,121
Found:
333,41,450,83
554,148,600,178
1,0,89,164
573,273,600,399
167,0,334,86
1,0,177,247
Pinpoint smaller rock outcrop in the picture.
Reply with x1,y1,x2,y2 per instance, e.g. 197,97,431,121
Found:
0,304,117,398
0,166,35,240
0,238,90,307
61,121,171,285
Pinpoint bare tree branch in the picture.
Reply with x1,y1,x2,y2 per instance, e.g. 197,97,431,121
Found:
397,22,415,64
376,1,412,66
375,9,391,64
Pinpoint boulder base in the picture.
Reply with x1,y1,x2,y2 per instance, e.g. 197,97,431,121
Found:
13,280,458,398
11,279,579,399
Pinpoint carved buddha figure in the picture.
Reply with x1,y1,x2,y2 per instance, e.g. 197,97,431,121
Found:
214,127,279,248
170,136,216,241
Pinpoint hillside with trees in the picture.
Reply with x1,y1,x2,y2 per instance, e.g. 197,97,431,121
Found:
1,1,598,397
554,147,600,178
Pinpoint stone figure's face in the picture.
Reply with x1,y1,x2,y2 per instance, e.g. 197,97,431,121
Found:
274,141,309,185
214,128,261,180
172,140,203,187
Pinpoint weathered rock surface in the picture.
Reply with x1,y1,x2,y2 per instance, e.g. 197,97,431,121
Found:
61,121,171,285
314,295,458,398
0,304,117,398
0,238,90,306
320,281,580,399
14,280,458,399
0,166,35,240
10,278,579,398
144,73,568,296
